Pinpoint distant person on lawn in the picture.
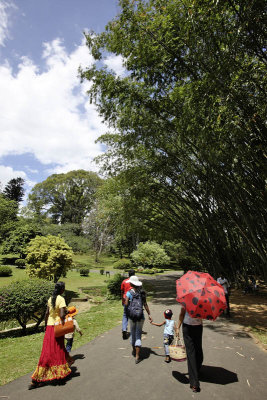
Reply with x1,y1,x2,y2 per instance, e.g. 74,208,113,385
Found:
121,269,135,339
29,282,71,389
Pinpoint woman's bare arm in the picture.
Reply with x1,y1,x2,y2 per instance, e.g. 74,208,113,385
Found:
176,307,186,335
59,307,67,324
44,306,49,329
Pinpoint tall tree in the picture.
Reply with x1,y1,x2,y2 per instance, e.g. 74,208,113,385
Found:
28,170,102,225
0,195,18,243
3,177,25,203
80,0,267,281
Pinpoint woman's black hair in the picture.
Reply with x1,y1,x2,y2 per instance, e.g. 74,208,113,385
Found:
51,281,65,309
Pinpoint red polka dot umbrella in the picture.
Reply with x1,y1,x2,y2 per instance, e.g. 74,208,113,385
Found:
176,270,227,321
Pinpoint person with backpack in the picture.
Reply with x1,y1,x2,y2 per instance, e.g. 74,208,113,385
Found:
121,269,135,339
124,275,153,364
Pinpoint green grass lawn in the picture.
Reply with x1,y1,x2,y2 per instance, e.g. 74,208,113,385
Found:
0,300,122,386
0,266,28,288
72,253,118,270
250,327,267,347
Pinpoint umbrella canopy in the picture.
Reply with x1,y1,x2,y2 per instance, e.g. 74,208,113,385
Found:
176,270,227,321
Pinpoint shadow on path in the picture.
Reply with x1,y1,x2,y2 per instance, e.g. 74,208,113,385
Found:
144,274,180,306
205,320,251,339
199,365,238,385
172,365,238,386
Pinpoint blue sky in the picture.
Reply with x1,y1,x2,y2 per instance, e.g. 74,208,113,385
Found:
0,0,124,198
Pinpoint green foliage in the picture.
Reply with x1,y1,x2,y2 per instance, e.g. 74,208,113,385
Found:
107,273,124,298
0,266,12,277
0,278,54,331
14,259,26,269
25,235,74,282
113,258,132,270
80,0,267,282
131,241,170,268
40,223,89,253
1,221,41,259
162,241,183,262
80,268,90,277
0,195,18,243
3,177,25,204
0,254,19,265
28,170,102,225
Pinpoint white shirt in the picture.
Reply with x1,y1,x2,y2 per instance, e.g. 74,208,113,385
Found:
65,318,81,339
183,311,202,326
217,277,230,294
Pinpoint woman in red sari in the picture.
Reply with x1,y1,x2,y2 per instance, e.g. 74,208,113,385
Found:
29,281,71,389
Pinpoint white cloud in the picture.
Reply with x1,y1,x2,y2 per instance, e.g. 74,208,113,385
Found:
0,38,107,175
0,1,16,47
0,165,27,186
104,54,126,77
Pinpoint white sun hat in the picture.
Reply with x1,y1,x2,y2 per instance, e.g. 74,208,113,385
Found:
126,275,142,286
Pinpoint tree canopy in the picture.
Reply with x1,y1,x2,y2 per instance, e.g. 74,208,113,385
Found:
28,170,102,225
0,194,18,243
25,235,73,282
3,177,25,204
80,0,267,281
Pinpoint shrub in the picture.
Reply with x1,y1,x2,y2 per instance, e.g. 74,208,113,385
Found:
25,235,73,282
113,258,132,270
100,269,105,275
0,278,54,332
80,268,90,277
107,273,124,299
0,266,12,277
1,223,41,259
144,268,155,274
0,254,19,265
131,241,170,269
15,259,26,269
136,266,144,273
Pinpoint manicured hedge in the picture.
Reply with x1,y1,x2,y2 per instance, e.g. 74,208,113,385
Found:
107,273,124,299
80,268,90,276
0,279,54,332
113,258,132,270
0,266,12,277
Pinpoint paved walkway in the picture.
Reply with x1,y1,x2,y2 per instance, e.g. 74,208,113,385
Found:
0,273,266,400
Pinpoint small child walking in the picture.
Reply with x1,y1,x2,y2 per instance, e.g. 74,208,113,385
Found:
65,306,83,365
150,309,177,363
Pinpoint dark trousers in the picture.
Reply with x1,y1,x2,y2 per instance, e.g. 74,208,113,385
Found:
183,323,203,388
65,338,73,353
225,293,230,315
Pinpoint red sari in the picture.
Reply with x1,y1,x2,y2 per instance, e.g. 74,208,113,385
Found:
31,326,71,382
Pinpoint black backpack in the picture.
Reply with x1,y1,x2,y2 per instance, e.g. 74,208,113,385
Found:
127,289,143,321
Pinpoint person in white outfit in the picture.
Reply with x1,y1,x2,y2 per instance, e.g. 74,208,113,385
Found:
217,276,230,315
